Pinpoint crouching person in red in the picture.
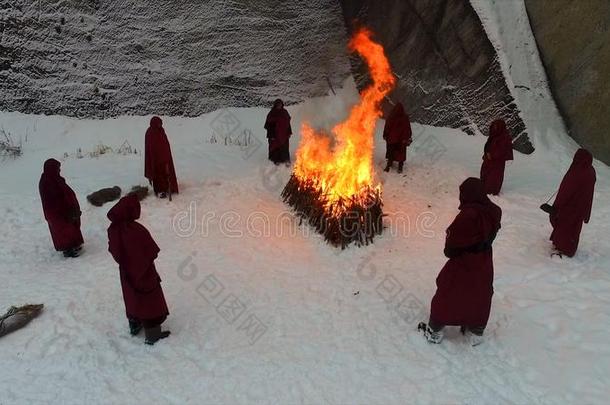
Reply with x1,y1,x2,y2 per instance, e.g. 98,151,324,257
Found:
548,148,596,258
145,116,179,199
420,178,502,346
39,159,84,258
383,102,412,173
107,195,170,345
480,119,513,195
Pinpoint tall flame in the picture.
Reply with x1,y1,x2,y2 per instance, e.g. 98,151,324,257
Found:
293,28,396,207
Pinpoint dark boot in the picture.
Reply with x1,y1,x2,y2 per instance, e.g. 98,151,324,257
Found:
144,325,171,345
63,248,80,258
397,162,404,173
461,326,484,346
384,160,392,172
129,319,143,336
418,322,444,344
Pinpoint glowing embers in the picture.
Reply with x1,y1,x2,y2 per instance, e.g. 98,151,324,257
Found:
282,174,383,248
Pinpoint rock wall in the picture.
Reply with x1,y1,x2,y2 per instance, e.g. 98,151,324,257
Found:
0,0,351,117
525,0,610,164
340,0,534,154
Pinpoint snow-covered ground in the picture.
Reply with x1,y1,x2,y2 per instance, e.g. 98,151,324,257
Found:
2,0,609,402
0,75,609,403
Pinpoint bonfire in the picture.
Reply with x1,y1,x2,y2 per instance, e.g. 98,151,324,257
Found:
281,28,396,248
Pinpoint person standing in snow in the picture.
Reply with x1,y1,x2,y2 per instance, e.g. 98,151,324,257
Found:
480,119,514,195
39,158,84,258
144,116,179,199
383,102,412,173
107,195,170,345
420,178,502,346
264,99,292,165
547,148,596,258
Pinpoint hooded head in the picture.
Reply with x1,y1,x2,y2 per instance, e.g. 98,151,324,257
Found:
393,102,405,115
107,194,141,223
43,158,61,176
459,177,489,208
489,119,507,138
150,116,163,129
572,148,593,167
273,99,284,110
389,102,406,119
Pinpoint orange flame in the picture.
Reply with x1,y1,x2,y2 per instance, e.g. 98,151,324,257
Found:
293,28,395,207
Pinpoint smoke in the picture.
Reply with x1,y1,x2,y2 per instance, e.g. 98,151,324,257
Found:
297,77,361,136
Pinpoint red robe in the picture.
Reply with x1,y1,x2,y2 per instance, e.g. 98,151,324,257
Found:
480,119,514,195
107,195,169,325
383,103,412,163
265,107,292,163
39,159,84,251
430,178,502,328
550,149,596,257
145,116,179,195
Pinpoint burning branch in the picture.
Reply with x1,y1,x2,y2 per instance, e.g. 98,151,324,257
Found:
282,175,383,249
283,28,396,248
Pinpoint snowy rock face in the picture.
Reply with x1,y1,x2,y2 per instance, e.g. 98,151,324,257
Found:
340,0,534,154
526,0,610,165
0,0,351,117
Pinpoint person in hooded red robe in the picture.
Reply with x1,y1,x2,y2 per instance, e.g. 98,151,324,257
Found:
145,116,179,198
264,99,292,165
420,178,502,346
39,159,84,258
549,148,596,258
107,195,170,345
480,119,514,195
383,102,412,173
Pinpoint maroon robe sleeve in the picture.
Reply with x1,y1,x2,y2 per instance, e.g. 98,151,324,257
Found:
382,118,390,140
144,129,154,181
582,169,596,223
39,176,63,222
553,170,577,213
403,115,412,145
445,209,483,251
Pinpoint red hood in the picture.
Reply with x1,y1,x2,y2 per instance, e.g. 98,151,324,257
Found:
43,158,61,177
459,177,489,207
107,194,141,223
572,148,593,167
150,116,163,129
489,119,508,139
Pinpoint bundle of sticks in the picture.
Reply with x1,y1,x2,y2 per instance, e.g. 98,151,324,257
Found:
282,174,383,249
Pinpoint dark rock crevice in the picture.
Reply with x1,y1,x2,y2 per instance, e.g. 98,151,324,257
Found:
340,0,534,154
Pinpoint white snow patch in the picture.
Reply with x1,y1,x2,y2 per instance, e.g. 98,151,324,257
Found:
0,76,609,403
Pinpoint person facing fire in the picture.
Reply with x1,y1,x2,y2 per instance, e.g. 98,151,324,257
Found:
480,119,514,195
383,102,412,173
546,148,596,258
419,177,502,346
39,158,84,258
107,194,171,345
144,116,179,199
264,98,292,165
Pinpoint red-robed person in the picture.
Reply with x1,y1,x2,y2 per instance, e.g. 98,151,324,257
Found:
144,116,179,198
39,158,83,258
107,195,170,345
264,99,292,165
480,119,514,195
420,178,502,346
383,102,412,173
548,148,596,257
